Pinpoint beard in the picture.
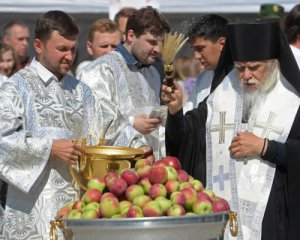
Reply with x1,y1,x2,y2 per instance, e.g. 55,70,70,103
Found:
242,60,279,122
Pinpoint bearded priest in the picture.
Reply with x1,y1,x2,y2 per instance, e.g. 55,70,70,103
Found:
162,20,300,240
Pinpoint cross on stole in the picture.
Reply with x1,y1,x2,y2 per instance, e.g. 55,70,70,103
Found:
254,111,284,138
213,165,229,191
209,112,235,144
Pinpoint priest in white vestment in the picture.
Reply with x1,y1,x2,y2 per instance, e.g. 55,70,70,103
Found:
0,11,148,240
163,21,300,240
77,6,170,159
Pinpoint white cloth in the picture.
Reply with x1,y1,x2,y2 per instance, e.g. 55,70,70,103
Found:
0,59,146,240
0,74,7,87
75,60,91,76
206,69,300,240
78,51,163,159
290,45,300,69
185,70,214,113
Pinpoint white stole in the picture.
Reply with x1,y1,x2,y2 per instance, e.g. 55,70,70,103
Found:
206,69,300,240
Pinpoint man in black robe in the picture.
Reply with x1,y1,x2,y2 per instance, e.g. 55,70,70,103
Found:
162,21,300,240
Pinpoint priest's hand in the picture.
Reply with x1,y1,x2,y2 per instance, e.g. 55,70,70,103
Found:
133,114,161,134
229,132,266,158
50,139,85,165
161,79,183,115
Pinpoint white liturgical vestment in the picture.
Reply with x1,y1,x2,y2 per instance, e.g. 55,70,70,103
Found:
206,69,300,240
0,59,146,240
78,50,162,158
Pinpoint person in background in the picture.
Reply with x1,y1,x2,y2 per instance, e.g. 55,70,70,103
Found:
162,20,300,240
2,21,30,68
284,4,300,68
114,7,137,42
0,10,150,239
0,42,20,77
183,14,228,110
78,6,170,159
76,18,121,75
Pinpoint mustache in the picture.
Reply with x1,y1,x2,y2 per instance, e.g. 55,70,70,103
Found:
242,78,259,84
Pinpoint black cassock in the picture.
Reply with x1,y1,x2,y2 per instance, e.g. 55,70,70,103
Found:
166,100,300,240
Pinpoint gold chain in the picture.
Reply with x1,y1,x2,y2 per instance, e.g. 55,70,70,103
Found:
229,211,238,236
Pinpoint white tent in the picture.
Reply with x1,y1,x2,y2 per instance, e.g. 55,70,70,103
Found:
0,0,298,13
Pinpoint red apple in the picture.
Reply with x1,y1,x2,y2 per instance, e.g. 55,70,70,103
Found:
148,166,168,184
197,191,212,202
142,201,163,217
179,182,195,191
87,177,106,193
99,198,120,218
177,169,190,183
192,199,212,214
134,158,152,170
119,200,132,215
202,189,215,202
189,179,204,192
170,191,186,206
104,172,118,186
153,159,167,167
163,156,181,170
165,179,180,194
139,178,152,194
56,206,71,219
121,169,140,186
148,183,167,199
180,187,197,211
167,204,185,216
125,184,144,202
108,178,128,197
100,192,117,202
212,197,230,213
81,209,100,219
72,200,85,211
81,189,102,204
136,165,151,179
132,195,151,209
127,205,144,218
66,209,83,219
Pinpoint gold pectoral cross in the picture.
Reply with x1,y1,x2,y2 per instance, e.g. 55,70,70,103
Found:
209,112,235,144
254,111,284,138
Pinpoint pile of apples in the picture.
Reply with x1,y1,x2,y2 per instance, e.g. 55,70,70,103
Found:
57,156,230,219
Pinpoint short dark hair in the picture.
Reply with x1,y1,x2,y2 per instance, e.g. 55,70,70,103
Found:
185,14,228,43
126,6,170,38
34,10,79,43
284,4,300,44
114,7,136,25
2,21,28,37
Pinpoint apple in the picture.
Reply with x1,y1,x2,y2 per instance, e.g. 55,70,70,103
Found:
108,178,128,197
99,198,120,218
192,199,212,214
125,184,144,202
142,201,163,217
197,192,212,202
166,204,185,216
189,179,204,192
212,197,230,213
56,206,71,219
170,191,186,206
127,205,144,218
81,189,102,204
66,209,83,219
153,159,167,167
163,156,181,170
84,202,100,213
72,200,85,211
165,166,178,181
148,166,168,184
148,183,167,199
134,158,152,170
121,168,140,186
177,169,190,183
119,200,132,215
139,178,152,194
179,182,195,191
185,212,196,216
136,165,151,179
104,172,118,186
202,189,215,202
155,196,172,215
111,213,127,218
100,192,117,202
87,177,106,193
165,179,180,194
81,209,100,219
180,187,197,211
132,195,152,209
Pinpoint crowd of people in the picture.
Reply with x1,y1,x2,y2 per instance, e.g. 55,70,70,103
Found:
0,3,299,240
